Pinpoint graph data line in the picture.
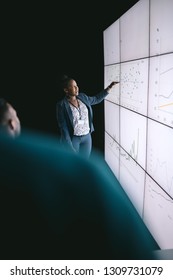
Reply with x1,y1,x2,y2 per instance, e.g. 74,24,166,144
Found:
160,67,173,75
159,90,173,99
159,102,173,109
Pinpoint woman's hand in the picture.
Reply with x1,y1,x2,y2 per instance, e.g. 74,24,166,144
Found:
106,81,119,91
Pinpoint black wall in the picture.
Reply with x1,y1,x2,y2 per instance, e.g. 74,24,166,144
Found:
2,1,139,153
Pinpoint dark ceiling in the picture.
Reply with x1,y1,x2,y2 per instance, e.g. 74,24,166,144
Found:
2,0,139,150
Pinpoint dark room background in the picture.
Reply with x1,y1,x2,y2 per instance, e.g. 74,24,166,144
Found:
2,0,139,154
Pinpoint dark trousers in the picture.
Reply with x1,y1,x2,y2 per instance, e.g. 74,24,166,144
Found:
72,133,92,158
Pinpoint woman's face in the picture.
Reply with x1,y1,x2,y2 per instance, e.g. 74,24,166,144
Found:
64,79,79,97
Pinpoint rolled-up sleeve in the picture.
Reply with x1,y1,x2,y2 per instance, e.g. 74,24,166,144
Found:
81,90,109,105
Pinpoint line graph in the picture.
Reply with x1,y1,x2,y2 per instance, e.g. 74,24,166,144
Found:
144,174,173,249
119,147,145,217
148,157,173,198
120,108,147,169
147,119,173,199
129,128,139,162
148,53,173,127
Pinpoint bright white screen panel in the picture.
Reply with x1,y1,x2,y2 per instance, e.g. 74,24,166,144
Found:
144,174,173,249
119,147,145,217
120,107,147,169
147,119,173,199
105,132,120,179
103,20,120,65
104,64,120,104
120,58,149,115
150,0,173,56
120,0,149,62
148,53,173,128
104,0,173,250
104,100,119,142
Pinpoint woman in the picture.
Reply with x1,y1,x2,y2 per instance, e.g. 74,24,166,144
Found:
56,75,118,157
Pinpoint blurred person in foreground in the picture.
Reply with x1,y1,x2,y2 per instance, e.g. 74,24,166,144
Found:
0,125,159,260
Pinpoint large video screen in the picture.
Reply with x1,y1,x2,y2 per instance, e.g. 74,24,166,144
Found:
103,0,173,250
